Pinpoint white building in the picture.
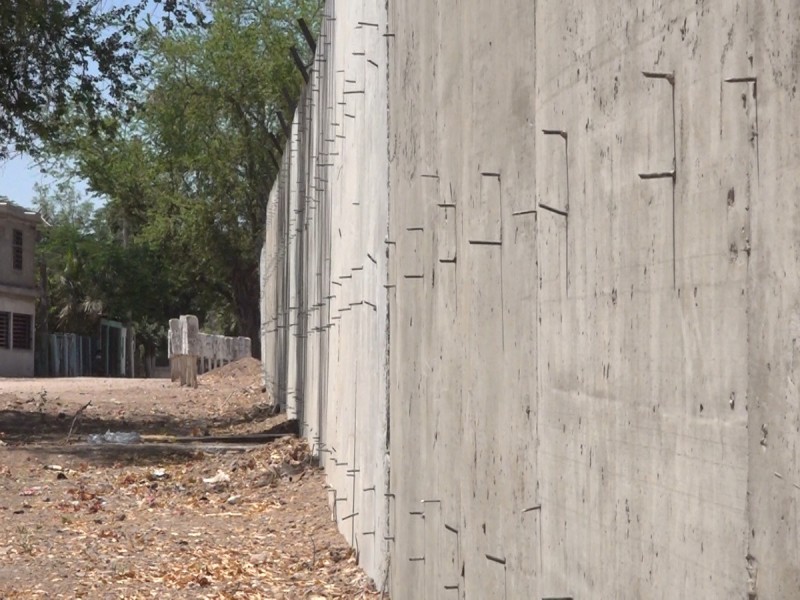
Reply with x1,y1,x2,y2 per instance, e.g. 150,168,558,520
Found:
0,199,43,377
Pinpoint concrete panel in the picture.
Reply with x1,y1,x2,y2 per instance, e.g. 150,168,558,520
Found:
261,1,800,597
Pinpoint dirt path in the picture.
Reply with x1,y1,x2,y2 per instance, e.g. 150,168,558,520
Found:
0,360,380,599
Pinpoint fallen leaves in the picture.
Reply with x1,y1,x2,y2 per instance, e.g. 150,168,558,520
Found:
1,440,382,598
0,364,384,599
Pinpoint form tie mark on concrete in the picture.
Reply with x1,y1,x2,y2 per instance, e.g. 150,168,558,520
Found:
540,128,571,295
639,70,678,288
486,553,509,600
724,76,760,181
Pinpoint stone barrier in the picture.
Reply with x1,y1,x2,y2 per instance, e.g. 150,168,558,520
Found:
167,315,251,387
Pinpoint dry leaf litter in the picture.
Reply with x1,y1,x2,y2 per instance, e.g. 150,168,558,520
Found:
0,359,382,599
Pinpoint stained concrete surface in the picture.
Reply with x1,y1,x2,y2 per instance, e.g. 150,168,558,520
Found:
262,1,800,598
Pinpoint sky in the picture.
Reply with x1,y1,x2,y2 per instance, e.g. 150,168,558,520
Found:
0,155,61,210
0,153,97,212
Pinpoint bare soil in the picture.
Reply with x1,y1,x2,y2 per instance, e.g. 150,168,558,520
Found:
0,359,380,599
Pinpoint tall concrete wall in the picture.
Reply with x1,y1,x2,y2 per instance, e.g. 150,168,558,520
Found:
261,0,391,585
262,1,800,597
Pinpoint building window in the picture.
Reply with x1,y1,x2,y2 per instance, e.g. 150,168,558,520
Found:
12,229,23,270
0,312,8,349
12,313,32,350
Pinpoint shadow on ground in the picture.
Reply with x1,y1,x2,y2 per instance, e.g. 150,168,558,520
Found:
19,442,213,467
0,403,281,444
1,409,298,466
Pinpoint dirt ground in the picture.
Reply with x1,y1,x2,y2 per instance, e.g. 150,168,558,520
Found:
0,359,381,599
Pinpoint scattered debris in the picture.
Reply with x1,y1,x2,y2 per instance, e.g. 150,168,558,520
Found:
202,470,231,485
87,431,142,445
66,399,92,441
0,362,383,598
149,468,169,480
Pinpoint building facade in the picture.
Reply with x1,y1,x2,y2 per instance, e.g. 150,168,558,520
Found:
0,199,42,377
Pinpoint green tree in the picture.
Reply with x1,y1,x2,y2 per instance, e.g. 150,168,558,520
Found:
33,181,104,335
68,0,320,355
0,1,142,160
0,0,204,160
33,182,179,361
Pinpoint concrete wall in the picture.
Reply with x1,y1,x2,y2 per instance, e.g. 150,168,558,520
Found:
262,0,391,583
168,316,251,382
262,1,800,597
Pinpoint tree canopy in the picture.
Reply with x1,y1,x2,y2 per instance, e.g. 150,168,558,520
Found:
35,0,320,359
33,181,178,358
0,0,208,160
0,0,139,159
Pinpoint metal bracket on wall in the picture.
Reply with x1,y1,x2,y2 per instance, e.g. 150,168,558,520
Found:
639,70,677,288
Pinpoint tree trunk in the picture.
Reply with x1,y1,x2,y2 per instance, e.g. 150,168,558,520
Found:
232,266,262,359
